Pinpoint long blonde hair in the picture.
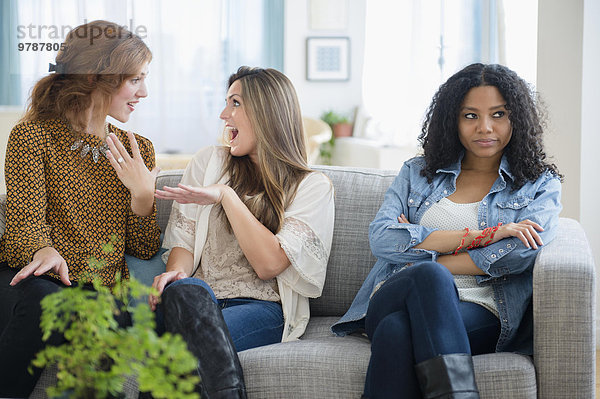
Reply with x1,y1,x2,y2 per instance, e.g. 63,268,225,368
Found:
23,20,152,134
223,66,312,234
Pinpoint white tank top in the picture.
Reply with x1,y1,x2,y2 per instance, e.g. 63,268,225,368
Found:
420,197,499,318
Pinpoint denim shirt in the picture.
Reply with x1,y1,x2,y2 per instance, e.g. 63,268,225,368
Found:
331,154,562,355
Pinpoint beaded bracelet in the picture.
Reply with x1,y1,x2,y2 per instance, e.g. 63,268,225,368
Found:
453,228,470,256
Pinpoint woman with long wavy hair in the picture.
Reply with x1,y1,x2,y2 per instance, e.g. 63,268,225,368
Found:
151,66,335,398
0,20,160,396
332,63,562,398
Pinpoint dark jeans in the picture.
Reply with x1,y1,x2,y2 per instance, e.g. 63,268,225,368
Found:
0,262,131,397
363,261,500,399
155,278,284,352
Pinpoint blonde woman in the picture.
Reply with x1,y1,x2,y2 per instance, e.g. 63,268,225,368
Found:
151,66,335,398
0,20,159,396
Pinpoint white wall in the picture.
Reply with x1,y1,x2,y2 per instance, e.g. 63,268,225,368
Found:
537,0,600,346
283,0,367,119
537,0,583,221
581,0,600,346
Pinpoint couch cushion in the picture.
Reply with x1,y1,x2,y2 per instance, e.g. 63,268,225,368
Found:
473,353,537,398
311,166,397,317
301,316,339,339
155,169,185,232
155,166,399,318
239,335,371,399
239,321,536,399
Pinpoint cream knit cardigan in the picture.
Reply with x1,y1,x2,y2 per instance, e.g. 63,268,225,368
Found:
162,146,335,341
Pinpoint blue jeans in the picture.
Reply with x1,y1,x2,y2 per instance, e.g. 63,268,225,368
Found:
156,278,284,352
363,261,500,399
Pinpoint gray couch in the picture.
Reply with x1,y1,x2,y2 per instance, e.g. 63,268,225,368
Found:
1,164,594,398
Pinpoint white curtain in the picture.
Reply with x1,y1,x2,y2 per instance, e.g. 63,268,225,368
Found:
125,0,226,153
14,0,282,153
360,0,530,148
16,0,129,101
15,0,224,153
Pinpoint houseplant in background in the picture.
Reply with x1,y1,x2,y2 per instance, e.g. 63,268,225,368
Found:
321,110,353,138
31,235,199,399
319,110,354,165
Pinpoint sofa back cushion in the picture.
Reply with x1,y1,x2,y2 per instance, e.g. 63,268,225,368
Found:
154,166,398,317
155,170,186,232
310,166,396,316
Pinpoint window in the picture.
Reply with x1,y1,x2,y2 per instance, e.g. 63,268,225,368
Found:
360,0,538,147
3,0,283,153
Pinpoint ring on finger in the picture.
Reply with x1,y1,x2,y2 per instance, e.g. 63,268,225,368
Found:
117,157,124,163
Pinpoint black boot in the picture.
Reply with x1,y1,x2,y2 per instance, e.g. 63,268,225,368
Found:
162,284,247,399
415,354,480,399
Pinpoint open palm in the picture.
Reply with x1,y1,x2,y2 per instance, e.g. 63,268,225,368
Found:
155,183,224,205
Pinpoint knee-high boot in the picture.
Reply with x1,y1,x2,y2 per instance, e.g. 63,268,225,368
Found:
415,354,480,399
162,284,247,399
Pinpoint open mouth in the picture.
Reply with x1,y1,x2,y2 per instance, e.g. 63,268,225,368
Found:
226,126,239,141
127,102,136,111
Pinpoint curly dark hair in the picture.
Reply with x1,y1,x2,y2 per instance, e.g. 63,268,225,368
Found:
418,63,562,188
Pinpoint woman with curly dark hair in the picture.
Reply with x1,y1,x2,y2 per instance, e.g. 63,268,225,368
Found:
332,63,562,398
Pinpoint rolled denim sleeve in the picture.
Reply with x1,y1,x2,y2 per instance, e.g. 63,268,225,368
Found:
369,164,438,265
471,173,562,281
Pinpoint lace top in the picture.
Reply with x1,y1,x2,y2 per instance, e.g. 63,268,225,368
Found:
196,205,280,301
161,146,335,341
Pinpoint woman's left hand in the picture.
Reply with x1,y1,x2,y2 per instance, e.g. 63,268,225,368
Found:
489,219,544,249
106,131,160,197
155,183,227,205
397,213,409,224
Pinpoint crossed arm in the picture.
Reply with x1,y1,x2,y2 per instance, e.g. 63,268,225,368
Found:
396,213,544,275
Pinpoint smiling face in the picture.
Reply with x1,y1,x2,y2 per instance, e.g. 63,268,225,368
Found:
220,79,258,163
458,85,512,166
107,62,149,123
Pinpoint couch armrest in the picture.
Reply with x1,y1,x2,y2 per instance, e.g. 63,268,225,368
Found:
533,217,595,398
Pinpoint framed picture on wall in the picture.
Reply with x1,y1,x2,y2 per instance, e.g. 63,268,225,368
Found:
306,37,350,81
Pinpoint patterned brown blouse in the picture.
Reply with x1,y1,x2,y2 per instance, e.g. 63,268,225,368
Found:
0,119,161,285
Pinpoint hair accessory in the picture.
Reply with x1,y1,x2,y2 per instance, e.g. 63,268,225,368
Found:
48,62,65,74
71,122,110,163
453,228,470,256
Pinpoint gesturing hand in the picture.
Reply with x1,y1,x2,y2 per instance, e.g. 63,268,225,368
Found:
491,219,544,249
106,131,160,198
155,183,226,205
148,270,188,311
10,246,71,286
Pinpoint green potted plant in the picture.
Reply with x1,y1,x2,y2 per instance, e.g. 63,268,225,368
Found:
320,110,353,138
31,235,200,399
318,110,354,165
